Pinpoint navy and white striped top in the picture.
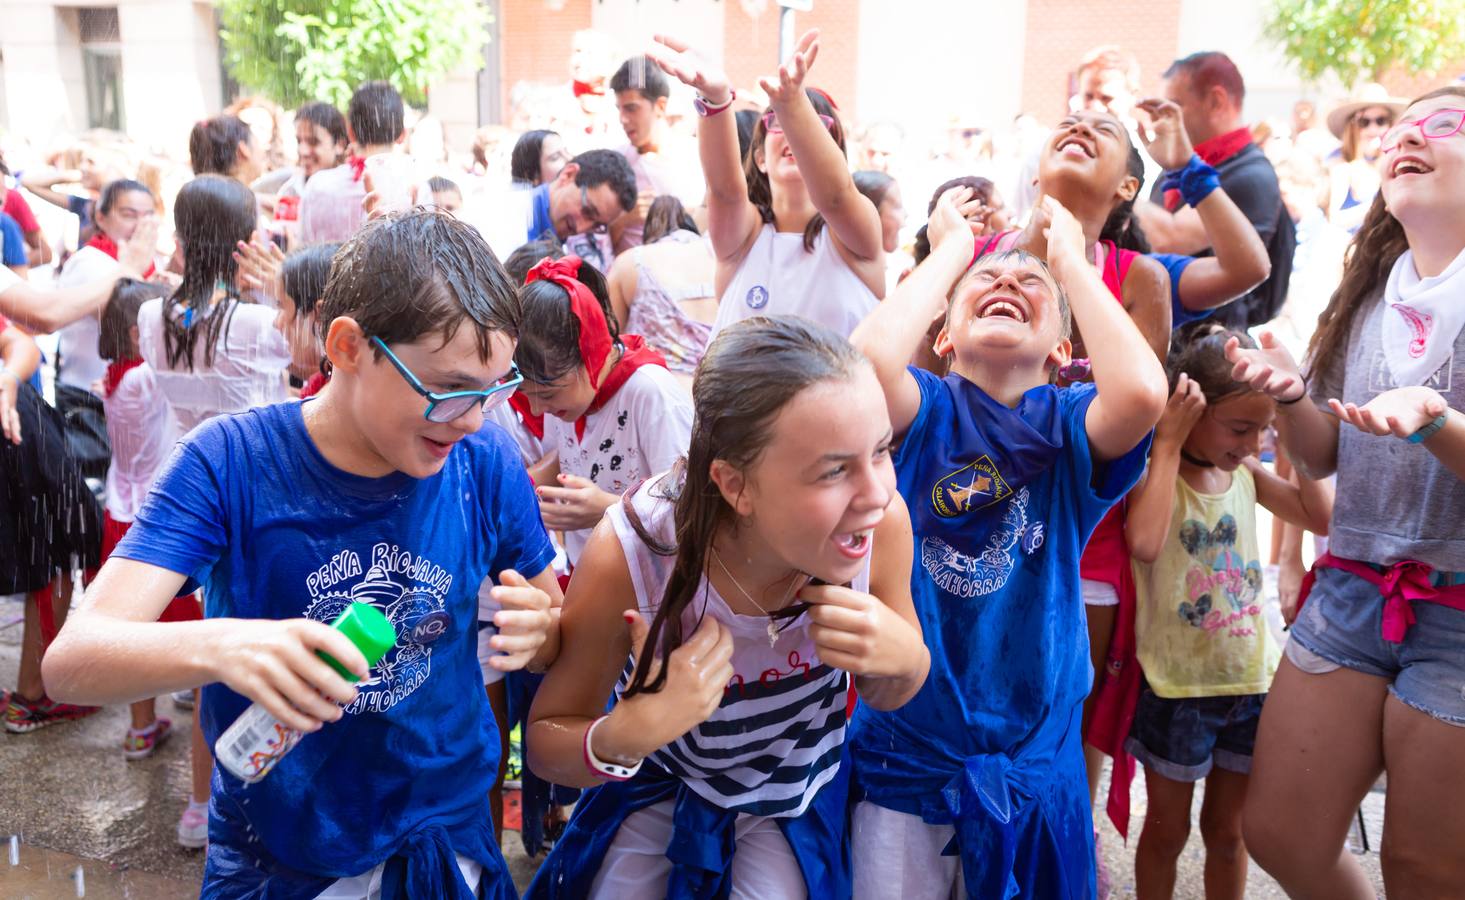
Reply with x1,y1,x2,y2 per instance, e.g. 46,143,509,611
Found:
607,475,866,818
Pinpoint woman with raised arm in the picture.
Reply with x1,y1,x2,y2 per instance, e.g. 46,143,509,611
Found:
648,29,885,339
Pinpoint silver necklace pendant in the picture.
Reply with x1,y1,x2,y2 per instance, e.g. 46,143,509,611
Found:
766,618,779,649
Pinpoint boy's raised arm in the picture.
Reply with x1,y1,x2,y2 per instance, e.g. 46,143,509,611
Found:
851,188,979,437
1044,198,1168,460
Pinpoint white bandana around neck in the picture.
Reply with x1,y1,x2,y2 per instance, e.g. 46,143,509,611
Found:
1382,245,1465,387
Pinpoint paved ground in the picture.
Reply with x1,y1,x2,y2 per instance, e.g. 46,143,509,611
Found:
1,589,1384,899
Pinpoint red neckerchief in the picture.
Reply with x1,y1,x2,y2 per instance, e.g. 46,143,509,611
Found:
509,392,545,440
575,335,665,441
103,357,144,398
1164,126,1252,211
87,232,155,279
347,155,367,183
299,370,330,399
572,79,605,98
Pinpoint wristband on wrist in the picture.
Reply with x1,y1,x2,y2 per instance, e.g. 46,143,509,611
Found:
1160,155,1221,208
583,714,642,781
1277,378,1308,406
693,90,735,117
1407,413,1448,444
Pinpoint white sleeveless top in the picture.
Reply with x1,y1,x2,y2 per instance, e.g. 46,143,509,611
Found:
607,473,867,817
711,223,879,341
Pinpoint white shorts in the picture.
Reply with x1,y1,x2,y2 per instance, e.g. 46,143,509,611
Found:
588,799,807,899
1080,578,1120,608
315,853,481,899
851,801,964,900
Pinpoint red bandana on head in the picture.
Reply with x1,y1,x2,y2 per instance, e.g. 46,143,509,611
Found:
86,232,156,279
524,255,666,441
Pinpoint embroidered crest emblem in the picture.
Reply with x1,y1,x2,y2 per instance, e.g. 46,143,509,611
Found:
931,455,1011,518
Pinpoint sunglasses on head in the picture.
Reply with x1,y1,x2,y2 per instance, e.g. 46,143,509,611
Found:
761,111,836,135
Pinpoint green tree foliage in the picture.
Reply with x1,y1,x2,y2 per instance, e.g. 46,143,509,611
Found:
1266,0,1465,86
219,0,491,108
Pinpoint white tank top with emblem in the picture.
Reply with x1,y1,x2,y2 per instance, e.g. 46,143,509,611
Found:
607,472,869,817
711,223,878,341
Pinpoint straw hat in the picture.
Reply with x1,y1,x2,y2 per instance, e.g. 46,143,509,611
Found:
1327,83,1408,138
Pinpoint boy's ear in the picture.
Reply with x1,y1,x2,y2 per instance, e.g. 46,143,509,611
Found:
654,96,669,117
708,459,752,518
323,317,369,374
932,321,956,358
1046,338,1074,372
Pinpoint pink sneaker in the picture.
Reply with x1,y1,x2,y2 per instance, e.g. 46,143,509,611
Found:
177,802,208,849
123,718,174,760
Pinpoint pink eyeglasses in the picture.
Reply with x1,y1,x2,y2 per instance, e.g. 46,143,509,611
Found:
1381,108,1465,154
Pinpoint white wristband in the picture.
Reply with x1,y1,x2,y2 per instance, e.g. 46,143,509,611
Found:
583,714,642,781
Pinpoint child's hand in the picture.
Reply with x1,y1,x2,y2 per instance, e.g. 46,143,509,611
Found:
537,474,618,532
210,618,366,733
1225,332,1306,402
1040,196,1087,271
0,370,21,446
648,34,732,105
1135,98,1196,171
118,218,159,278
605,611,735,759
802,583,924,680
1328,386,1448,440
233,234,286,300
1278,556,1305,626
485,569,554,672
1156,373,1207,446
758,29,820,107
927,186,982,260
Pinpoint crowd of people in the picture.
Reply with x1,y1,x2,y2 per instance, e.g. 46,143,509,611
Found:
1,23,1463,900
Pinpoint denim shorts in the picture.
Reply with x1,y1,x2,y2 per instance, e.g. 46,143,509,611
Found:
1125,684,1265,782
1288,565,1465,727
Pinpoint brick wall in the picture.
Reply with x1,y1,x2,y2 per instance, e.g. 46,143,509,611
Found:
1382,61,1465,104
1019,0,1184,126
498,0,594,106
720,0,863,121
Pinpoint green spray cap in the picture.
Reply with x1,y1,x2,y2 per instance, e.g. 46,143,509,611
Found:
318,602,397,682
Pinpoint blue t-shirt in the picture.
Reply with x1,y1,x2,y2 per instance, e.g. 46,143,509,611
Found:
115,401,555,879
0,213,25,267
851,368,1147,812
1151,252,1212,328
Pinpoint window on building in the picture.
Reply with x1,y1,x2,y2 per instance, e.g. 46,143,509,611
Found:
79,8,124,131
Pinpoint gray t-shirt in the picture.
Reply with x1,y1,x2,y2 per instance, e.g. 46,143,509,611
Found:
1310,291,1465,570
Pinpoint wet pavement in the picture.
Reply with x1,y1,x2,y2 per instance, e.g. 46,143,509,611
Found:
2,591,1383,898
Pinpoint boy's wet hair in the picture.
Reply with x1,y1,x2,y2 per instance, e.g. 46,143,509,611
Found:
316,209,518,362
957,249,1072,340
348,81,405,147
514,261,618,385
281,242,342,319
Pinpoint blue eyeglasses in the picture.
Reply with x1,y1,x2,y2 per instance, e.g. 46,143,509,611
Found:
370,336,523,423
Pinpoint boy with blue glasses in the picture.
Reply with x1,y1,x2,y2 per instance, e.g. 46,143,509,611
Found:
43,210,561,899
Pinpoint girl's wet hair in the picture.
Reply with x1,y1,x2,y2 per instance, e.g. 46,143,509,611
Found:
162,174,257,371
504,240,564,285
281,243,342,320
97,178,154,216
745,88,847,252
642,195,698,245
1307,84,1465,389
1099,143,1151,253
1166,321,1258,403
621,315,869,697
513,261,618,385
316,209,519,362
912,175,997,264
98,278,169,361
188,115,252,176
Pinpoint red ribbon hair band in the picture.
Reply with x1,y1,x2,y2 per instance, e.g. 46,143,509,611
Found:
525,255,614,387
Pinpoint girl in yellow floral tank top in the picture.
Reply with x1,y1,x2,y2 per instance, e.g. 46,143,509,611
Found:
1122,325,1334,897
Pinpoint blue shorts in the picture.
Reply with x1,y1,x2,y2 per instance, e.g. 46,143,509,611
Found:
1289,565,1465,727
1125,684,1264,782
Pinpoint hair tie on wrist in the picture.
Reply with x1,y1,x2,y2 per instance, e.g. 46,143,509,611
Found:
1277,377,1308,406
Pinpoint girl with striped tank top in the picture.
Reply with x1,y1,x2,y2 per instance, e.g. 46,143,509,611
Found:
524,317,929,899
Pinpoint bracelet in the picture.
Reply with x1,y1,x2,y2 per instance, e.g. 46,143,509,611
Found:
583,715,642,781
693,90,736,118
1407,413,1448,444
1277,378,1308,406
1159,155,1221,208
